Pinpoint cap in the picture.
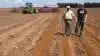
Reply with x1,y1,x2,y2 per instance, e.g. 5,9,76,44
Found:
66,6,71,8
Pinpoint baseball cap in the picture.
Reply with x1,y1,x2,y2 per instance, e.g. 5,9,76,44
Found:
66,6,71,8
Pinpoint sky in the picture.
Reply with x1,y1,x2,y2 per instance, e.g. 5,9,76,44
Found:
0,0,100,8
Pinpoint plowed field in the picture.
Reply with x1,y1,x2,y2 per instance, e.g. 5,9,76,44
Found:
0,8,100,56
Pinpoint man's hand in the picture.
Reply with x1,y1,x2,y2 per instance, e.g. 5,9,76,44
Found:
74,16,77,22
62,15,65,19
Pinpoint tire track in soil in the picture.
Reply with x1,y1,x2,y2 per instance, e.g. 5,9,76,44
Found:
51,36,71,56
47,37,59,56
70,23,100,56
0,14,45,43
33,13,58,56
3,14,54,56
70,37,88,56
85,25,100,44
66,37,77,56
86,27,100,47
46,34,81,56
52,36,78,56
78,22,100,56
56,36,64,56
80,29,100,56
0,14,53,56
0,14,40,34
54,36,72,56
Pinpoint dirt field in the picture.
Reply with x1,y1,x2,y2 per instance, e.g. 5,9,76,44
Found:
0,8,100,56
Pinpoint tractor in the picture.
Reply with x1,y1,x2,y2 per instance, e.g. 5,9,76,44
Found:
22,3,36,14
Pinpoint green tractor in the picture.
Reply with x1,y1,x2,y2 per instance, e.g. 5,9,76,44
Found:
22,3,36,14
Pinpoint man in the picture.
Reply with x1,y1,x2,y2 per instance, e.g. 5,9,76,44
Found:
75,4,87,37
63,6,75,36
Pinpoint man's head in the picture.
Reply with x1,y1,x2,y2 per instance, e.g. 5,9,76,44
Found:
66,6,70,8
66,6,71,11
79,4,84,9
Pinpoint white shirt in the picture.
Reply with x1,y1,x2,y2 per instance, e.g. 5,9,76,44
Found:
65,10,74,19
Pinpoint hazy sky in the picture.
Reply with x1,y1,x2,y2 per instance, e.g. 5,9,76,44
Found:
0,0,100,8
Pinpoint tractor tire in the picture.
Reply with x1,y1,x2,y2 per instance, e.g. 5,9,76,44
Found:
22,10,28,14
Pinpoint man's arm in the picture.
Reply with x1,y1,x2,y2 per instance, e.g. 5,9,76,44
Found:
76,9,80,22
72,11,77,22
84,9,87,22
62,10,66,19
85,14,87,22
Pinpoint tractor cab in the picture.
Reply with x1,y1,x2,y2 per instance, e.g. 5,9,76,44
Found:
22,2,36,14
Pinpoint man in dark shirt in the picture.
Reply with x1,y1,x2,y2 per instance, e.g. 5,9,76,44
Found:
75,4,87,37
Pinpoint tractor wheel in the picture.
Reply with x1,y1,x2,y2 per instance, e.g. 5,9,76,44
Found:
22,10,28,14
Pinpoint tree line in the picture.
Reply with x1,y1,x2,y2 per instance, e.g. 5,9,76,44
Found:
57,2,100,8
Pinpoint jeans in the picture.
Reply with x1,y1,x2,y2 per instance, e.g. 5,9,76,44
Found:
75,20,84,36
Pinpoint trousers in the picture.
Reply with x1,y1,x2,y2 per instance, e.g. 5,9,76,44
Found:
64,19,72,35
75,20,85,35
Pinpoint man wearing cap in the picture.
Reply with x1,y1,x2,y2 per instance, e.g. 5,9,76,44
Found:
75,4,87,37
63,6,75,36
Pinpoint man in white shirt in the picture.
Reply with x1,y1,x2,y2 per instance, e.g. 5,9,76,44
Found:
63,6,75,36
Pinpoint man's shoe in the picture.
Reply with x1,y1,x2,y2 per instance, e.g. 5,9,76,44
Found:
75,33,78,36
78,33,83,37
78,34,81,37
66,34,70,36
